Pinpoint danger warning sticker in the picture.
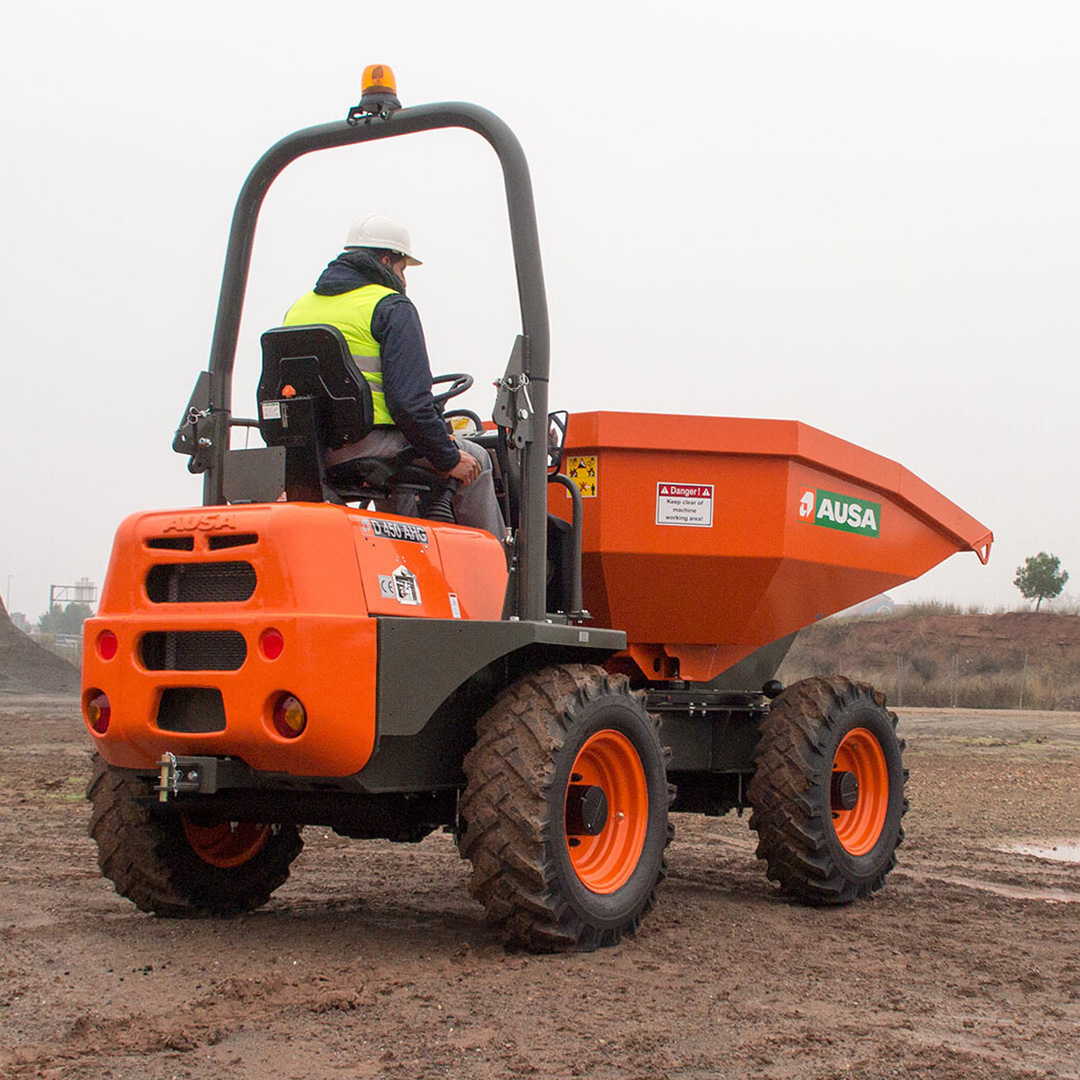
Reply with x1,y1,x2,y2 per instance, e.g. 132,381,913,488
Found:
656,482,714,527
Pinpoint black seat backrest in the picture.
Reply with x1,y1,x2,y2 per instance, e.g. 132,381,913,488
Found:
258,325,374,450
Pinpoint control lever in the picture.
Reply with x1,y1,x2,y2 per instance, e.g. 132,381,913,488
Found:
425,477,460,523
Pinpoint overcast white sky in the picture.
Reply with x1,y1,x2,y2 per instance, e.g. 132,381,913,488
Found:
1,1,1077,619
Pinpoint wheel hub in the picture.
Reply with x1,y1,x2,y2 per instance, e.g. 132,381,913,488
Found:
181,817,271,868
830,727,890,855
565,784,609,836
831,770,859,812
563,728,649,894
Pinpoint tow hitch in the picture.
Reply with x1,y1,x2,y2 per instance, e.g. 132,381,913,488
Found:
157,754,223,802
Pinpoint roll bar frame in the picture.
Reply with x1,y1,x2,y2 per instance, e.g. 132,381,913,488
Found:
200,102,550,622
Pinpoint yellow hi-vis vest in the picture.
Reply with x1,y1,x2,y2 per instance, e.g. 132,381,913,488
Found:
283,284,397,426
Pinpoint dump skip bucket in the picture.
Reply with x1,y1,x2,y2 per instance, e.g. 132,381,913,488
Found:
551,412,992,683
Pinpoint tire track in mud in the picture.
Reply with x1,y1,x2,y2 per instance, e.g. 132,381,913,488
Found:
2,974,378,1076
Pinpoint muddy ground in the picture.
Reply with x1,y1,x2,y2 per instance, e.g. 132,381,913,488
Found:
1,695,1078,1080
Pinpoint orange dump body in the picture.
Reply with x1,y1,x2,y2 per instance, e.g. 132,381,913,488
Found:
82,503,507,775
550,412,992,683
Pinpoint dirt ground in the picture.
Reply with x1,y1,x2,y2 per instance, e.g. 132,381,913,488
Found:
2,694,1078,1080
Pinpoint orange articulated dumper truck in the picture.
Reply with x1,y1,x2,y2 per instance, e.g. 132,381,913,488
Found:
82,68,992,951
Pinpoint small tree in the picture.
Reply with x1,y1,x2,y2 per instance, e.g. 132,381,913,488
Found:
36,602,93,635
1014,552,1069,612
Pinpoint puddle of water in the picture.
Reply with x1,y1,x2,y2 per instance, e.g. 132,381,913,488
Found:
1004,841,1080,864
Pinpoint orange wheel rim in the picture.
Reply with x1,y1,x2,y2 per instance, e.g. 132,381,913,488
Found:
181,817,270,868
564,729,648,894
831,728,888,856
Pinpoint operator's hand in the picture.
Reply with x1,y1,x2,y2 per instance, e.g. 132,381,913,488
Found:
446,448,481,487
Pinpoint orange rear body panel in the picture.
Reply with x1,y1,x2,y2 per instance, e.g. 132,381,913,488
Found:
551,412,992,682
83,503,507,775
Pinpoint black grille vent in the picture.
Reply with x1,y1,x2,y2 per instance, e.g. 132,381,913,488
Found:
147,536,195,551
156,688,227,733
141,631,247,671
209,533,258,551
146,562,256,604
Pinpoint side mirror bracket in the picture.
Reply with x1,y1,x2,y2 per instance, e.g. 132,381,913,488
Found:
492,336,533,449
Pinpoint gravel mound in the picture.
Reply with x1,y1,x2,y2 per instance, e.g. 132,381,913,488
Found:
0,596,79,693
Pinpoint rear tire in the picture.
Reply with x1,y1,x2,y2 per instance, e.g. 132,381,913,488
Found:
87,752,303,916
747,676,907,905
459,664,673,951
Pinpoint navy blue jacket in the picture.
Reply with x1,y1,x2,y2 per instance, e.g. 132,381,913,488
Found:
313,252,459,471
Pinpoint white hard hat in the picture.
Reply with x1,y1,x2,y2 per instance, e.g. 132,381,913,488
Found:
343,214,422,265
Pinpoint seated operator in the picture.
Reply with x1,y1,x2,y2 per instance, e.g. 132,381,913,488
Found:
284,214,505,538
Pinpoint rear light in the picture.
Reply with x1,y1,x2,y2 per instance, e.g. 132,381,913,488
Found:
259,628,284,660
97,631,118,660
84,690,111,734
272,693,306,738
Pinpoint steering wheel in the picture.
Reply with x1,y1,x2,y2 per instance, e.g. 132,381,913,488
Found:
431,372,474,410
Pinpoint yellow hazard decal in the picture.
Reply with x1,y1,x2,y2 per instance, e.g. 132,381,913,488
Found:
566,455,598,498
449,415,476,434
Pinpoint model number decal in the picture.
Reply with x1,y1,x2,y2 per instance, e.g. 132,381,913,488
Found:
367,518,429,544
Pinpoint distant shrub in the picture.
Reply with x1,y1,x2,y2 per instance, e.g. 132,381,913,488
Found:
898,600,964,617
814,622,848,649
969,654,1004,675
955,676,1024,710
909,653,939,681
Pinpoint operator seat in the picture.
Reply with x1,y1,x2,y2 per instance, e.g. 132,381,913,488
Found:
257,324,444,510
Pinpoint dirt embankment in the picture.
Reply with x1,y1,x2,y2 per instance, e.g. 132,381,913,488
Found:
779,612,1080,711
0,596,79,695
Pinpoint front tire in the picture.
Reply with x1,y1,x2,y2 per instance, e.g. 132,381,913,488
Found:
747,676,907,905
87,753,303,916
459,664,673,951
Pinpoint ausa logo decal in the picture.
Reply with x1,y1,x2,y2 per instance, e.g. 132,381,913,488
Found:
797,488,881,537
162,513,238,533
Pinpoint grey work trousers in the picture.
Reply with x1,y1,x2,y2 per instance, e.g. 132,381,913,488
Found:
328,429,505,539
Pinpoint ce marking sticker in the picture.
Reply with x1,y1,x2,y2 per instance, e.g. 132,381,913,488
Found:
378,566,422,606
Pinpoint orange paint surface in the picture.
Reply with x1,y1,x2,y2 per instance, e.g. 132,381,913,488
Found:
83,503,507,775
551,412,993,682
351,513,506,620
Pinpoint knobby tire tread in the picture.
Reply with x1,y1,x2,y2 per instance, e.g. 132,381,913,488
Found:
87,753,303,917
747,675,908,905
459,664,673,952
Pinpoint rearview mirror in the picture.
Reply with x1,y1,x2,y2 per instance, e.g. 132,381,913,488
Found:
548,411,568,472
